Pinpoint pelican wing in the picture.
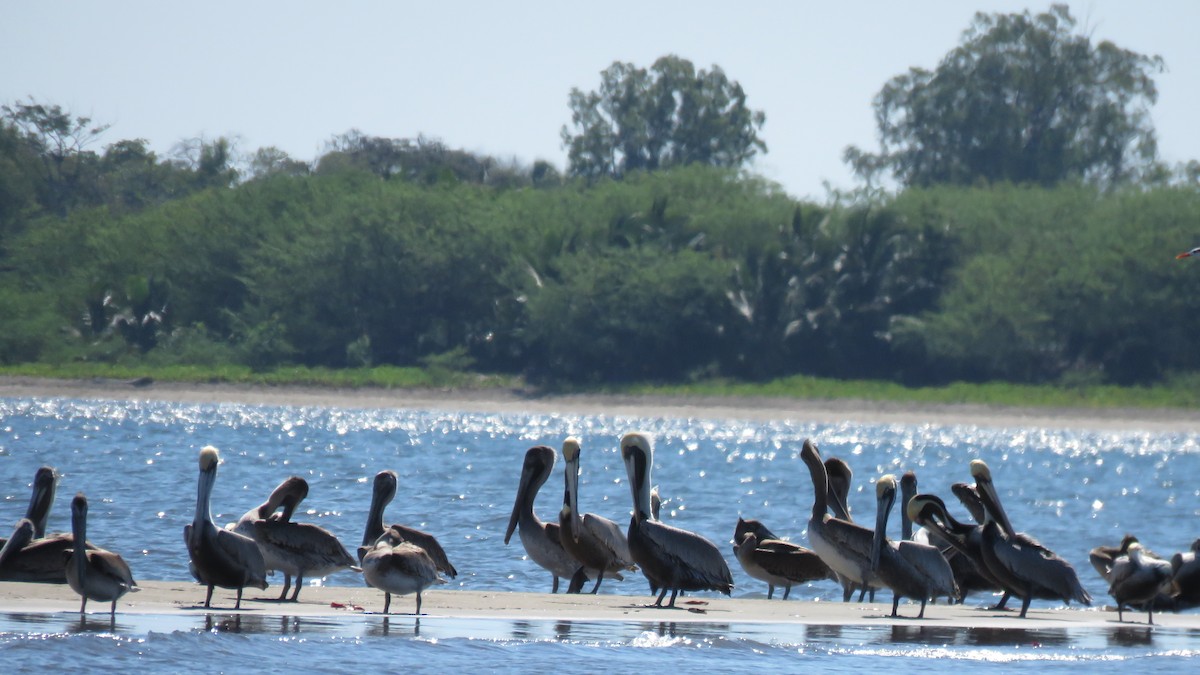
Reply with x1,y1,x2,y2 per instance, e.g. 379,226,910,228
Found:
87,549,138,590
992,535,1090,604
642,520,732,592
581,513,635,569
213,527,268,584
389,523,457,578
753,540,832,583
896,540,957,598
253,520,357,569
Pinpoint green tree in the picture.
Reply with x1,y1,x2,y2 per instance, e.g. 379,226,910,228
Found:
1,99,109,216
562,55,766,179
845,5,1163,189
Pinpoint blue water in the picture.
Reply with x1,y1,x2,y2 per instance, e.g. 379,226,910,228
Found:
2,395,1199,671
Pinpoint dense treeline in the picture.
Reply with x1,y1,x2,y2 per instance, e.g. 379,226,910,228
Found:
3,5,1199,388
2,153,1198,386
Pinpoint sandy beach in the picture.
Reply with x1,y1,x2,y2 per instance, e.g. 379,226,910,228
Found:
3,375,1199,432
3,580,1194,630
4,376,1199,630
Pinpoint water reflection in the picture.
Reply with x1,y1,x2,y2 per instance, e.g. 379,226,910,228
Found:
67,614,118,633
1106,625,1153,648
366,615,421,637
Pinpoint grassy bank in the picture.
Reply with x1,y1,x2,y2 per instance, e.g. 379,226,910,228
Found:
4,363,1199,411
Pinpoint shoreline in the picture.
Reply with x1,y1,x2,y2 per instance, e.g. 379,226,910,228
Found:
3,376,1200,432
2,580,1193,630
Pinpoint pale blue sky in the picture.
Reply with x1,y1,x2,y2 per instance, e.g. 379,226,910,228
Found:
3,1,1197,200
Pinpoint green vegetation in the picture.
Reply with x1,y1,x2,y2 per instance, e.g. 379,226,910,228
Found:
1,6,1198,409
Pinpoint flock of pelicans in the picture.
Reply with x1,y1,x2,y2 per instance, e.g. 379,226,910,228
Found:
2,433,1199,625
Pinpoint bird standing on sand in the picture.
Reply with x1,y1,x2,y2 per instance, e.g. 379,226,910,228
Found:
64,493,138,615
184,446,269,609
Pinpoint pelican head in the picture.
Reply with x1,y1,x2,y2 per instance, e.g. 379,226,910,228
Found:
562,437,581,463
870,474,899,570
373,470,399,503
71,492,88,518
504,445,556,544
272,476,310,521
199,446,220,472
28,466,58,537
968,459,991,482
968,459,1015,536
620,432,654,521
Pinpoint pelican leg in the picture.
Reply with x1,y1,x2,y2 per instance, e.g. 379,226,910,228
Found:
204,584,215,608
666,589,680,608
990,592,1011,610
1018,594,1032,619
842,581,854,602
289,574,303,602
589,572,603,595
653,587,670,607
415,591,422,615
1147,606,1153,625
110,599,117,616
276,573,292,601
551,576,560,594
235,586,245,610
79,596,87,614
782,585,791,600
383,592,392,615
891,594,901,617
566,567,587,594
917,599,928,619
767,584,775,600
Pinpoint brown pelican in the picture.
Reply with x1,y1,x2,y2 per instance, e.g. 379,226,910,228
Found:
183,446,269,609
64,493,138,615
505,445,590,593
0,466,89,583
234,476,359,602
621,432,732,607
969,459,1091,617
800,443,879,601
824,457,855,521
557,438,636,593
362,527,445,614
733,530,832,600
1108,541,1173,624
1,466,57,545
870,475,957,618
361,470,457,580
1170,539,1200,607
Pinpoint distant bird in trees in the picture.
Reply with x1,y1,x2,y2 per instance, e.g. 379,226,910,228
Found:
1176,247,1200,259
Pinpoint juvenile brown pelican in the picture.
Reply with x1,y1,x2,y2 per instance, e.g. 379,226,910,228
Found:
362,527,445,614
1170,539,1200,607
870,475,957,618
733,531,832,600
733,517,780,543
64,493,138,615
234,477,358,602
184,446,269,609
1108,541,1173,624
970,460,1091,618
800,442,879,601
558,438,636,594
622,432,732,607
361,470,456,580
505,446,590,593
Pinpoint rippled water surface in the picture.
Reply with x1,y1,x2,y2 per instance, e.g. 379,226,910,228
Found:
2,395,1198,671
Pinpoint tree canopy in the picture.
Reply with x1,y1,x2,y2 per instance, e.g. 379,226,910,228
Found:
844,4,1164,189
561,55,766,179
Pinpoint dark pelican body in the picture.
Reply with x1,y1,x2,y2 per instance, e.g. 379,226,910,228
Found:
362,527,445,614
1,466,93,584
64,493,138,615
361,470,456,580
733,530,832,600
870,475,957,618
970,460,1091,617
1108,541,1173,624
622,432,732,608
1170,539,1200,607
557,438,636,594
800,441,878,600
235,476,358,601
505,446,590,593
183,446,269,609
